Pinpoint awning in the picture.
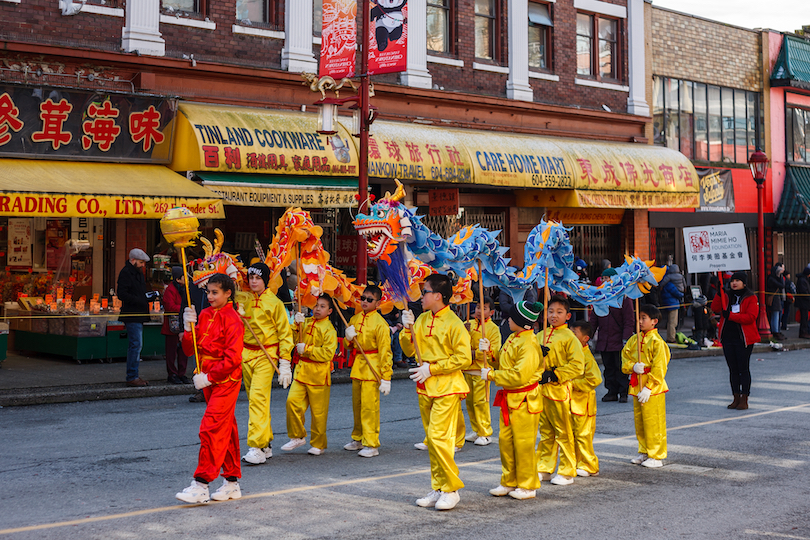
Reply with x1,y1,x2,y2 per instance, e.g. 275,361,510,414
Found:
0,159,225,218
169,102,360,176
515,188,698,209
197,173,358,208
775,165,810,229
771,36,810,91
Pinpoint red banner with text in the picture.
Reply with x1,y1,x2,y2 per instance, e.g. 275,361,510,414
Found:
320,0,357,79
368,0,408,74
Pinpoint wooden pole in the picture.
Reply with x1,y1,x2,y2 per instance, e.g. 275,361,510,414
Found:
296,243,303,312
330,297,381,383
240,315,280,374
477,260,490,403
635,296,646,405
542,267,550,344
179,248,200,374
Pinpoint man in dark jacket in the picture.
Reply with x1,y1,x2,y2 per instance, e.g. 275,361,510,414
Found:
797,264,810,339
117,248,151,387
766,263,786,340
589,268,635,402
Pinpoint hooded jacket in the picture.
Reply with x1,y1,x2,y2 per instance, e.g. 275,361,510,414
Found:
766,264,785,312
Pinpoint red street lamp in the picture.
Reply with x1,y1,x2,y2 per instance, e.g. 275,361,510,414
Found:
748,149,771,342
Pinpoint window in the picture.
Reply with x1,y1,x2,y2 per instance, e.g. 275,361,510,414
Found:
313,0,322,36
576,12,621,81
427,0,451,53
475,0,496,60
708,85,721,162
652,76,664,145
679,80,693,160
236,0,280,25
787,106,810,163
162,0,201,14
528,2,552,70
693,82,707,161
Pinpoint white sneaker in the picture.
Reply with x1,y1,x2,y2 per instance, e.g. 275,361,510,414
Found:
414,442,428,451
641,458,663,468
474,436,492,446
358,446,379,458
242,447,267,465
630,453,648,464
508,488,536,500
489,485,514,497
454,446,462,453
344,440,363,451
550,474,574,485
576,468,598,477
415,490,442,507
435,490,460,510
307,446,325,456
281,438,307,451
175,480,210,504
262,446,272,459
210,480,241,501
539,472,553,482
465,431,478,442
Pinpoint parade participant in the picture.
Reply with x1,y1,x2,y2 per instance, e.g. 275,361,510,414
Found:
175,273,244,504
281,295,338,456
461,296,501,446
536,295,585,486
569,320,602,477
240,263,294,465
483,301,543,500
621,304,670,468
342,284,393,458
402,274,472,511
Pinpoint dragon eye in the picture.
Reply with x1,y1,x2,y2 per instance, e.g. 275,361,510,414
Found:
377,209,385,218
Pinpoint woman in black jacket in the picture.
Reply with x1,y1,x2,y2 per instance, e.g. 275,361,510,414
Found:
766,263,785,340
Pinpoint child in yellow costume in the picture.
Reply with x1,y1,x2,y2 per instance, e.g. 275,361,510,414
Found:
460,296,501,447
569,320,602,477
621,304,670,468
342,284,393,458
240,263,295,465
402,274,472,511
281,295,338,456
483,301,544,500
536,295,585,486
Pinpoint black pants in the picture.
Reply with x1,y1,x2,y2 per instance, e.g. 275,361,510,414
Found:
722,339,753,395
799,307,809,336
600,350,628,396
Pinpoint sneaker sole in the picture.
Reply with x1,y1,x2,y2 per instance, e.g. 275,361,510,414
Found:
176,495,210,504
211,492,242,502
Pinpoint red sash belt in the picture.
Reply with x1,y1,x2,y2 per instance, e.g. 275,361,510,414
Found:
243,342,279,352
630,366,651,387
493,382,539,427
299,357,319,364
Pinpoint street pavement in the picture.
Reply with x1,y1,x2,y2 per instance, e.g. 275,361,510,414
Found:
0,348,809,539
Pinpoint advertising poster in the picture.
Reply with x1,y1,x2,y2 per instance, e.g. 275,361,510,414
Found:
320,0,357,78
697,168,735,213
8,218,32,267
368,0,408,74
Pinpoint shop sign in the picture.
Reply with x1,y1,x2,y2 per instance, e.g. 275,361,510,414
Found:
0,84,175,163
697,168,735,213
575,190,699,209
335,235,359,266
428,188,459,216
320,0,357,78
8,218,32,266
683,223,751,274
368,0,407,74
204,184,358,208
0,193,223,219
546,208,624,225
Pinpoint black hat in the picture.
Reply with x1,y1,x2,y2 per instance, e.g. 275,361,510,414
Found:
171,265,184,280
510,301,543,330
730,271,748,285
248,262,271,287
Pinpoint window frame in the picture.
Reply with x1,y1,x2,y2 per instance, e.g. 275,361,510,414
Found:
576,10,623,84
161,0,206,16
527,0,553,72
787,105,810,164
235,0,281,27
474,0,500,62
427,0,454,56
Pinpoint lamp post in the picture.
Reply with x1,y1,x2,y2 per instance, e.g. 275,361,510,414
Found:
748,149,771,342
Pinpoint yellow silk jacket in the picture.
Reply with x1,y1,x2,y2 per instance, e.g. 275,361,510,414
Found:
241,289,294,363
537,324,585,402
344,310,393,382
293,317,338,386
468,318,502,370
621,329,670,396
570,345,603,416
490,329,543,413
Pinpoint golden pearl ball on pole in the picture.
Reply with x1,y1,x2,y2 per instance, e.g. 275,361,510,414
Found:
160,207,200,248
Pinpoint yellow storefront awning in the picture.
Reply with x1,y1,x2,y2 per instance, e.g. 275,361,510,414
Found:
197,173,358,208
0,159,225,218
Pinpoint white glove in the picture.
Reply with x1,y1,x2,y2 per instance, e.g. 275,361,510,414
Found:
294,312,306,324
637,387,652,404
402,310,415,328
345,325,357,341
237,303,246,317
478,338,490,352
296,342,306,355
409,363,432,383
193,373,211,390
183,307,197,332
379,379,391,395
633,362,646,374
481,368,491,381
278,359,292,389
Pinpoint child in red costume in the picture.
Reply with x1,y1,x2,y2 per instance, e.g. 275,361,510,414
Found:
176,273,245,504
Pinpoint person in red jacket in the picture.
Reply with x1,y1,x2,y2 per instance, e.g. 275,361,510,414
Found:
711,271,759,411
175,273,245,504
162,266,189,385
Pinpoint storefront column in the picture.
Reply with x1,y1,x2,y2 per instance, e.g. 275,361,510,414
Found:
282,0,318,72
121,0,165,57
400,0,433,89
626,0,649,116
506,0,533,102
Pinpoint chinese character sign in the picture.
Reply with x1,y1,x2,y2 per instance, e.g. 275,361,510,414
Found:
335,235,359,266
428,188,459,216
682,223,750,274
368,0,407,75
320,0,357,78
0,85,175,162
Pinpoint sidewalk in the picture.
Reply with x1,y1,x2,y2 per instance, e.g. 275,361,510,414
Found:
1,324,808,407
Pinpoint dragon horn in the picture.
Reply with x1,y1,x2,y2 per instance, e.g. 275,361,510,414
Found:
214,229,224,254
200,237,213,259
389,179,406,202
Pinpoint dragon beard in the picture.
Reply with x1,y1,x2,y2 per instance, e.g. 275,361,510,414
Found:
377,245,411,303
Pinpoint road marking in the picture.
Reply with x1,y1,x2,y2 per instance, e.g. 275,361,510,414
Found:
744,530,810,539
1,404,807,535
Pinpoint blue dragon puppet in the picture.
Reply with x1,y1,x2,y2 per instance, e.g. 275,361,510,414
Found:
353,181,664,316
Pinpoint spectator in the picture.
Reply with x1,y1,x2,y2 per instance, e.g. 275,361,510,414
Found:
766,263,786,340
782,271,796,332
594,259,612,287
117,248,152,387
797,265,810,339
498,285,537,344
383,307,408,369
589,268,634,403
162,266,189,385
570,259,590,321
660,265,685,343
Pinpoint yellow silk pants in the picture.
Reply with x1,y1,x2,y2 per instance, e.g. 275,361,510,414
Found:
499,402,541,490
571,412,599,474
419,394,465,493
463,372,493,437
424,394,465,448
536,397,577,477
351,379,381,448
634,393,667,459
286,380,331,450
242,350,276,449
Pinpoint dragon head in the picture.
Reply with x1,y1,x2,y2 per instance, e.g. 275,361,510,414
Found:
353,180,410,264
191,229,248,290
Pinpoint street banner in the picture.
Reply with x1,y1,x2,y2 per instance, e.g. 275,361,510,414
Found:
319,0,357,79
683,223,750,274
368,0,408,75
428,188,459,216
697,168,735,213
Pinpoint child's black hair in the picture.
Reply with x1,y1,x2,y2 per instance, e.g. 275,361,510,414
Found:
364,284,383,301
569,319,593,339
425,274,453,305
639,303,661,321
207,273,237,306
479,295,494,310
548,294,570,313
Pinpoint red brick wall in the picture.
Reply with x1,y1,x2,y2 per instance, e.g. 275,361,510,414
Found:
125,220,148,257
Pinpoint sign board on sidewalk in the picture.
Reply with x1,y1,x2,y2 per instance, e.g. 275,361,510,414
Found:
683,223,750,274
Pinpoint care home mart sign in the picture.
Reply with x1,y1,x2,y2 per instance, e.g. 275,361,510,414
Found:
683,223,751,274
